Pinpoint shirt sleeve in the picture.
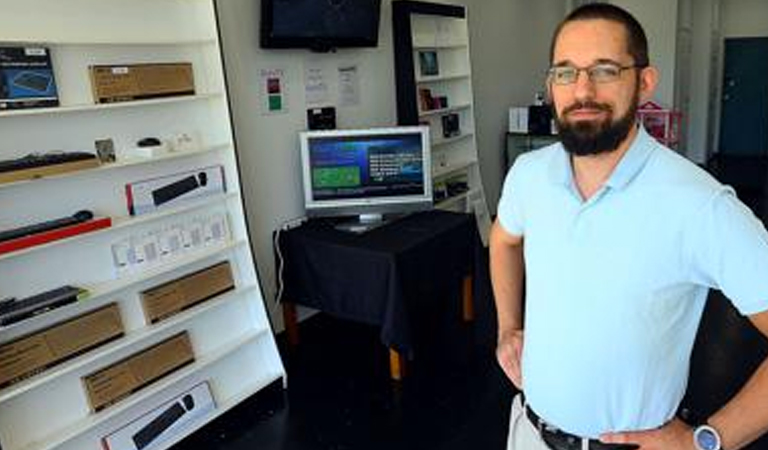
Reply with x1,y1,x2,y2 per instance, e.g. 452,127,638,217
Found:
687,188,768,315
496,156,527,237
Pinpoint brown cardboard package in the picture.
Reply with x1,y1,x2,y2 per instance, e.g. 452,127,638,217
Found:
89,63,195,103
82,332,194,412
0,303,123,388
140,261,234,324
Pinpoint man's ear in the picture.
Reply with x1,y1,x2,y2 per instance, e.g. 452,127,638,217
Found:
545,81,553,105
638,66,659,103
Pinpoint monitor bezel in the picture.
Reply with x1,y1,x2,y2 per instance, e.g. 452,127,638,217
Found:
299,126,433,219
260,0,382,51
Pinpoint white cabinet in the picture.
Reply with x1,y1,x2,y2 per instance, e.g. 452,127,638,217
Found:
0,1,285,450
393,0,490,232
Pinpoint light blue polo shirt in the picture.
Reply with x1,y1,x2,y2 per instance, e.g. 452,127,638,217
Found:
497,126,768,438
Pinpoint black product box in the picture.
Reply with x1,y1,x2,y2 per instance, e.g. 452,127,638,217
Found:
527,105,553,135
0,46,59,110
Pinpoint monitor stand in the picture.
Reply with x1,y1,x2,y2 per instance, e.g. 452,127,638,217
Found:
334,213,388,234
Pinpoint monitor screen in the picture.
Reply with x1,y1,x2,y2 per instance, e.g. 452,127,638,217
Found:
300,127,432,224
261,0,382,51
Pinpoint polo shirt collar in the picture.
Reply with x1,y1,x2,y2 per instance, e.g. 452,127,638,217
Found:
548,124,656,191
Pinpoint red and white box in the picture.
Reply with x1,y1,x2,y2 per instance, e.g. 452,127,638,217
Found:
101,381,215,450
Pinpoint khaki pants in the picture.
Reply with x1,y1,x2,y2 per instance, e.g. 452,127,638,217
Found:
507,393,551,450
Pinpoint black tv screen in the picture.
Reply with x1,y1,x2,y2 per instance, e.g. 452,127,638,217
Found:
260,0,382,52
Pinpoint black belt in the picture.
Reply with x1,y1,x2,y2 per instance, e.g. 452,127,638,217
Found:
525,404,639,450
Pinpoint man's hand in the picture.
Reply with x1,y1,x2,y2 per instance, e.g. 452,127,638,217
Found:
496,329,524,389
600,417,694,450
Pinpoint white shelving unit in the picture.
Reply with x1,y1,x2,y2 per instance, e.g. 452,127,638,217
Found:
392,1,490,237
0,2,285,450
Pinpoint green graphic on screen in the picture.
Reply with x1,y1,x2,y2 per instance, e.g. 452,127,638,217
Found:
312,166,361,188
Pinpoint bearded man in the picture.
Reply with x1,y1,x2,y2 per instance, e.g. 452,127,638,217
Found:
491,4,768,450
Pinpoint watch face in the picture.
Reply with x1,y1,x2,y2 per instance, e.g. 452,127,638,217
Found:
695,426,721,450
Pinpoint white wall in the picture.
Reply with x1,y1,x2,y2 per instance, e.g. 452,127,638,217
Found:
216,0,565,331
462,0,566,211
722,0,768,37
685,0,718,163
611,0,679,107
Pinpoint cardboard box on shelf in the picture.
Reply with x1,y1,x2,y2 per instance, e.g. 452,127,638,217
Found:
0,304,124,388
140,261,235,324
89,63,195,104
82,332,195,412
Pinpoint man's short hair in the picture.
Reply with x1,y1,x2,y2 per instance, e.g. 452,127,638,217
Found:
549,3,649,68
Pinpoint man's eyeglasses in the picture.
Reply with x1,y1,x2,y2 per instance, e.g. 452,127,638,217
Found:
547,62,644,85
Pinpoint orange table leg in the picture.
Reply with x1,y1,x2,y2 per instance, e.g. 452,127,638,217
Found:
389,348,405,381
282,301,300,347
462,275,474,322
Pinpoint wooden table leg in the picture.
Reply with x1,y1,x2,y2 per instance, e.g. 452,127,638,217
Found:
462,274,474,322
282,301,300,347
389,348,405,381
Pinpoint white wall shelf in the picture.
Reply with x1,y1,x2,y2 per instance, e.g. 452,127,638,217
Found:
393,1,490,233
0,285,259,405
24,329,269,450
412,43,468,50
0,240,247,340
0,144,230,190
432,132,474,148
433,159,477,179
0,192,239,262
415,72,470,83
418,102,471,118
0,93,223,118
0,2,285,450
0,38,219,47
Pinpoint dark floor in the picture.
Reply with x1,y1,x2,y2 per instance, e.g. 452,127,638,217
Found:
175,153,768,450
178,236,514,450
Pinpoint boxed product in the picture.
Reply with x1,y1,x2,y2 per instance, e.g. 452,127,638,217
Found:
89,63,195,104
0,45,59,110
0,303,124,388
508,106,528,133
140,261,235,324
82,332,194,412
101,381,215,450
125,165,226,216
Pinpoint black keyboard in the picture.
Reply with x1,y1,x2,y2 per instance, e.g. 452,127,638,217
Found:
0,285,84,326
0,152,97,174
0,210,94,243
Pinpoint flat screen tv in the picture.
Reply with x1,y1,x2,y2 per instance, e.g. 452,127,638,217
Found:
299,126,432,232
260,0,382,52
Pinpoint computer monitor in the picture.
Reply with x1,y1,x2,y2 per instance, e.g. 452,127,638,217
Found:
299,126,432,232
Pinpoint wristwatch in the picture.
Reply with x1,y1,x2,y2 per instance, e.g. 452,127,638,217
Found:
693,424,722,450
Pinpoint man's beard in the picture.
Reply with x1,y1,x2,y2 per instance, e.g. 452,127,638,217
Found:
555,96,639,156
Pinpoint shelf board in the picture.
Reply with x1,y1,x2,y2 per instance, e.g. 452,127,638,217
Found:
412,43,468,50
0,38,218,46
22,327,270,450
432,159,477,179
0,93,223,118
0,191,240,262
432,132,474,148
0,284,260,406
0,144,230,190
0,239,248,340
418,102,471,118
435,190,472,209
416,72,470,84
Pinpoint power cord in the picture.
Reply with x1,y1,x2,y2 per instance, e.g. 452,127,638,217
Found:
274,216,307,305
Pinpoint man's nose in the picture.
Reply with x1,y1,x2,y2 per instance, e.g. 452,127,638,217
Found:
572,70,596,102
